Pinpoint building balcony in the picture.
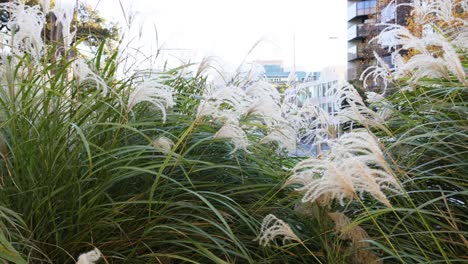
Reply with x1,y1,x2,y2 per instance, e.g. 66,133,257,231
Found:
348,24,368,41
347,24,387,41
348,41,390,62
347,44,367,61
348,0,377,21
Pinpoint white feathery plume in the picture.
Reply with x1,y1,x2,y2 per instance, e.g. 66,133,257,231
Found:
281,82,342,147
452,26,468,50
196,86,247,122
256,214,301,247
213,120,250,153
284,113,304,139
434,33,466,85
426,0,464,25
336,84,390,134
365,92,384,104
298,102,340,144
390,31,466,84
374,24,428,53
366,92,394,120
287,70,296,86
53,0,76,47
152,136,174,154
75,248,102,264
245,81,281,102
279,97,302,136
246,96,284,127
282,89,300,109
260,124,297,154
244,81,285,128
371,0,467,86
127,74,175,123
360,52,394,90
416,27,467,84
2,1,45,59
210,62,264,88
399,54,449,81
40,0,50,14
311,107,341,141
377,104,394,121
285,131,400,207
406,0,432,25
72,58,108,95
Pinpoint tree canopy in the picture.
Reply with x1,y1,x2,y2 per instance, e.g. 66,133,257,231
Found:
0,0,118,48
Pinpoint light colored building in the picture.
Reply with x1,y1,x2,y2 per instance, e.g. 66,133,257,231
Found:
255,60,320,87
285,66,343,113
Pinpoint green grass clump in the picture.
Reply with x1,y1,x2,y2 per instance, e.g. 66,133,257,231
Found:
0,43,317,263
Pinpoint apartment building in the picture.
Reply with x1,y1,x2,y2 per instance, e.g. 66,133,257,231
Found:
346,0,411,87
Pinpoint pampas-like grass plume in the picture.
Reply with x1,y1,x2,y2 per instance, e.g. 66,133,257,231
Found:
285,131,400,207
337,84,391,135
245,81,281,102
260,124,297,153
246,96,284,127
1,1,45,59
360,52,393,90
72,58,108,95
40,0,50,14
365,92,384,104
256,214,301,247
75,248,102,264
328,212,382,264
299,102,341,144
53,0,76,47
127,75,175,122
329,212,369,243
366,0,468,86
213,120,250,153
196,86,247,122
152,136,174,154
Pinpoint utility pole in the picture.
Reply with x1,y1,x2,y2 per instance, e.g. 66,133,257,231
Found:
292,33,296,89
293,33,296,74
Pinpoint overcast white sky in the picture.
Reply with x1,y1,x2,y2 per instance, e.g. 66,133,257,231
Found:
86,0,347,71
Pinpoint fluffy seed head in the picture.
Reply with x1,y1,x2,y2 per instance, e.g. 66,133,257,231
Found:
53,0,76,47
285,131,401,207
328,212,382,264
196,86,247,122
152,136,174,154
213,121,250,153
127,74,175,122
260,124,297,153
72,58,108,95
75,248,101,264
256,214,301,247
2,1,45,59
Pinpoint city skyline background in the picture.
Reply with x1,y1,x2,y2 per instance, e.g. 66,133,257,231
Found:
87,0,347,71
